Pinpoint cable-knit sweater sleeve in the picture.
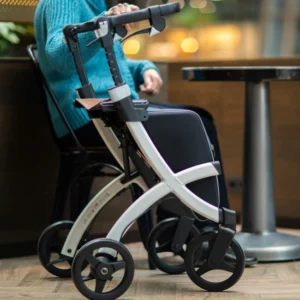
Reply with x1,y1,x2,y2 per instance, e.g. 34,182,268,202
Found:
44,0,105,75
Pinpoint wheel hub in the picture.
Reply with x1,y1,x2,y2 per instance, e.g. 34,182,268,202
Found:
101,268,109,276
94,262,114,281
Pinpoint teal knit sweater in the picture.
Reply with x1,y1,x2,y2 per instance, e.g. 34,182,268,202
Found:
34,0,158,137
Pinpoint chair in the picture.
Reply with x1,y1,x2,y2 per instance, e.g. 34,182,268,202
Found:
27,45,154,261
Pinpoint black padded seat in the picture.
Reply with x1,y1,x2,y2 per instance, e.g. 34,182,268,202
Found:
143,108,220,208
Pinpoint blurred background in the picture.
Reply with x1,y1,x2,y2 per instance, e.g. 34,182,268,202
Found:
1,0,300,60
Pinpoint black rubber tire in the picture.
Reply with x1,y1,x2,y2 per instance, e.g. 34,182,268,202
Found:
72,238,134,300
185,231,245,292
38,221,75,278
147,218,199,275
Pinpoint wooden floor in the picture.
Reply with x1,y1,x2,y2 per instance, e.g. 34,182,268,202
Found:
1,228,300,300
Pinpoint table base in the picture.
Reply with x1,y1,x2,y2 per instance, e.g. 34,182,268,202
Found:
235,231,300,262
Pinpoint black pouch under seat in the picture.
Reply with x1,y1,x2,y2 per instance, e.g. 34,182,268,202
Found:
142,108,220,221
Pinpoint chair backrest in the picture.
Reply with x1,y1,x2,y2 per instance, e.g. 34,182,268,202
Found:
27,44,84,152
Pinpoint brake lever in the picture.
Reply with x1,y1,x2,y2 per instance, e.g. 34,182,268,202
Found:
121,28,151,43
87,10,165,48
114,24,128,41
120,6,166,43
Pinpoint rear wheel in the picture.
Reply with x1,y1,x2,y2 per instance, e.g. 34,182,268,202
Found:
38,221,89,278
147,218,199,274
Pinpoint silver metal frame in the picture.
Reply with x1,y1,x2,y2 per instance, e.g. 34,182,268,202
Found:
61,117,145,257
104,123,220,247
61,87,221,257
61,173,146,257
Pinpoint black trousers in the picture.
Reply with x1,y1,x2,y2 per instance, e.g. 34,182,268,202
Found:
59,102,229,210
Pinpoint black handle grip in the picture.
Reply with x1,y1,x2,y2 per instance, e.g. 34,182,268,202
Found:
110,8,149,26
63,2,180,37
110,2,180,26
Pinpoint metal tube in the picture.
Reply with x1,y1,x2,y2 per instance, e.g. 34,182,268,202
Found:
242,81,276,233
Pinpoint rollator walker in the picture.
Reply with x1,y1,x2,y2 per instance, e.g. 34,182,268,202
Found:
38,3,246,299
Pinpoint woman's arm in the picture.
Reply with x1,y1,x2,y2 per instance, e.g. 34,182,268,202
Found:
44,0,105,75
127,59,160,91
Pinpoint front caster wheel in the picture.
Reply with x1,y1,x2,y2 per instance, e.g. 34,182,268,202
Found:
72,239,134,300
147,218,199,275
185,231,245,292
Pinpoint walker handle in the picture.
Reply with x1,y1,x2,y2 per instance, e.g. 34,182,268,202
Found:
109,2,180,27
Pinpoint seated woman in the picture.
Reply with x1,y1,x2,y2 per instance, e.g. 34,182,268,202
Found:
34,0,229,230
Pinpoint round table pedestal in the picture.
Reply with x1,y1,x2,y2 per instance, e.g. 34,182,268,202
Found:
237,81,300,262
235,231,300,262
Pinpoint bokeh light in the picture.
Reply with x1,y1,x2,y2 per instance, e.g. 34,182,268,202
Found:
147,42,179,59
168,0,185,9
190,0,208,9
181,37,199,53
123,39,141,55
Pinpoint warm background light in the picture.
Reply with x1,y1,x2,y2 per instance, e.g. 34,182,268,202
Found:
181,37,199,53
189,0,216,13
166,29,187,45
147,42,179,59
168,0,185,9
123,39,141,55
190,0,208,9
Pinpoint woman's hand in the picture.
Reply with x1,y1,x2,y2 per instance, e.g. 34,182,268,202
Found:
106,3,140,31
140,69,163,95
